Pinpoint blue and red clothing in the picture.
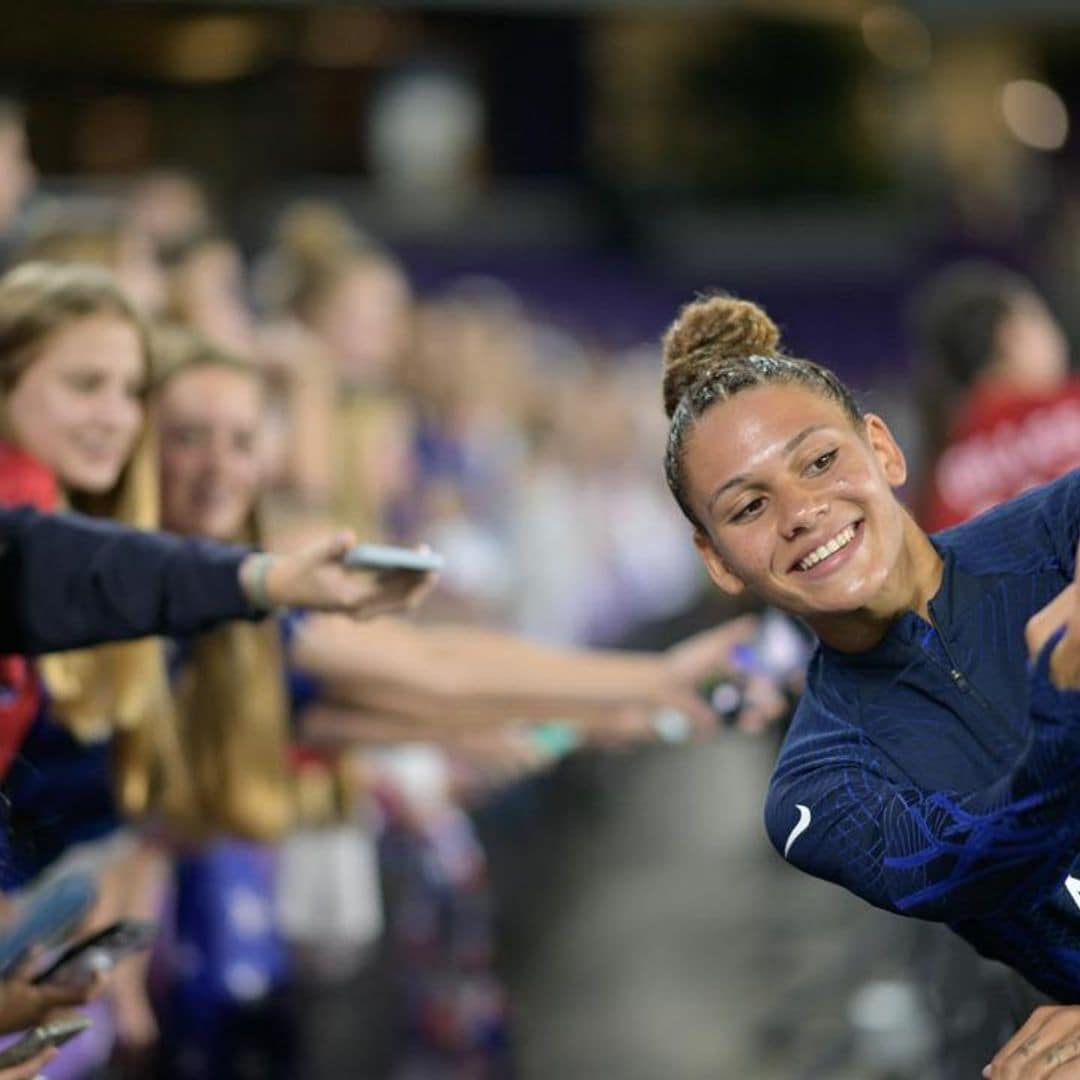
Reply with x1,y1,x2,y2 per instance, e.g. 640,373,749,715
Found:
766,469,1080,1001
0,442,258,888
0,445,60,780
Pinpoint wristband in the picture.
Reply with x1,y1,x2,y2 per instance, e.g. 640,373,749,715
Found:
244,553,276,611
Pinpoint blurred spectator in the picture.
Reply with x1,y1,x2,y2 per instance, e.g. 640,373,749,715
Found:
912,260,1079,531
0,99,33,254
17,208,166,316
160,230,257,356
126,169,213,257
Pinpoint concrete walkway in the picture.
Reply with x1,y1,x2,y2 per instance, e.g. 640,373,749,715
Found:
498,735,917,1080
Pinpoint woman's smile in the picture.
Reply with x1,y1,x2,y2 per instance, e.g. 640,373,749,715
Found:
788,519,865,578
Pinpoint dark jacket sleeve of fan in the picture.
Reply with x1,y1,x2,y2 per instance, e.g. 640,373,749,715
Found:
0,505,260,655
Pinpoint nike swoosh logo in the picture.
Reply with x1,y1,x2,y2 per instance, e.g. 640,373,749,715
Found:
783,804,812,858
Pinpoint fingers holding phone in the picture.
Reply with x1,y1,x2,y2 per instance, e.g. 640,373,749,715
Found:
0,969,102,1038
0,1014,91,1074
0,1043,57,1080
340,543,442,618
241,536,442,619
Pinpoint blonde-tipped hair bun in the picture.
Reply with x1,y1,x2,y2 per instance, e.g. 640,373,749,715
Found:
661,295,781,417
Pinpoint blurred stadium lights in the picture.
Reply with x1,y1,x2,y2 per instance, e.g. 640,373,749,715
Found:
1000,78,1070,151
106,0,1080,15
299,9,412,68
368,64,485,221
905,0,1080,18
860,5,932,71
153,15,275,81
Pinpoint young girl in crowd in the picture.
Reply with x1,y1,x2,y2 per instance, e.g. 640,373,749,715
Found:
0,259,186,1071
660,294,1080,1080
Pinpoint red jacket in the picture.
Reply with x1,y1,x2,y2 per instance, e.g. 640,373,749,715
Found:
922,377,1080,532
0,443,59,775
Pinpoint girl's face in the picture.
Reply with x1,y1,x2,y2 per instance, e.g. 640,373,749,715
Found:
682,383,909,621
156,366,262,541
6,312,145,494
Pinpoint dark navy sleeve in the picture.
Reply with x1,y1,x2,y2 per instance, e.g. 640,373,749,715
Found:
1040,467,1080,573
0,506,260,655
766,639,1080,923
942,467,1080,580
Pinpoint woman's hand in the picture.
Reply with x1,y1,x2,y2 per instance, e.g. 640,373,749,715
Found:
662,615,761,685
241,532,437,619
662,615,789,733
0,1043,59,1080
0,972,102,1036
985,1004,1080,1078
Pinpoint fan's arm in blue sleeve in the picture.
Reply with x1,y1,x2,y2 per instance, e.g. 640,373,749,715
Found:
0,506,254,654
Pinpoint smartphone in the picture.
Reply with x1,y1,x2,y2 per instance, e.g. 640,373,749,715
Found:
0,873,97,978
731,609,813,683
341,543,444,574
704,609,813,725
0,1015,92,1068
32,919,158,988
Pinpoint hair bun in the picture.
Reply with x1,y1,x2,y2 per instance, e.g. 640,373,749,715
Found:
661,295,781,417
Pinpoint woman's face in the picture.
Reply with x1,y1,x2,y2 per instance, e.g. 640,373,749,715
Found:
682,383,909,621
156,366,262,541
6,312,145,494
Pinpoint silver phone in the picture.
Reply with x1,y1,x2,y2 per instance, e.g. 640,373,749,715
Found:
342,543,444,574
0,1015,92,1068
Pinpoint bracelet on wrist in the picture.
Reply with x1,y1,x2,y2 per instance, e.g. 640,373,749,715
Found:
245,552,276,610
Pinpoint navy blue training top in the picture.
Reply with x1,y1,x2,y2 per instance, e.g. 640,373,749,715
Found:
0,506,257,656
765,468,1080,1002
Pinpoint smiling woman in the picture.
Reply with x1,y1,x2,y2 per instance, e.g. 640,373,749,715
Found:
663,300,940,651
6,311,145,495
660,294,1080,1047
0,262,184,829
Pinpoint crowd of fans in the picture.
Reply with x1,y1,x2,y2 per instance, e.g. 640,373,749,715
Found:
0,98,775,1080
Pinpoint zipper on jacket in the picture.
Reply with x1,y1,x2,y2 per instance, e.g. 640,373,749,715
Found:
926,601,1020,756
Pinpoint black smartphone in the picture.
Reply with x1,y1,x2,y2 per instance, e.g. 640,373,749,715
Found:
704,610,813,726
31,918,158,988
0,1014,92,1068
